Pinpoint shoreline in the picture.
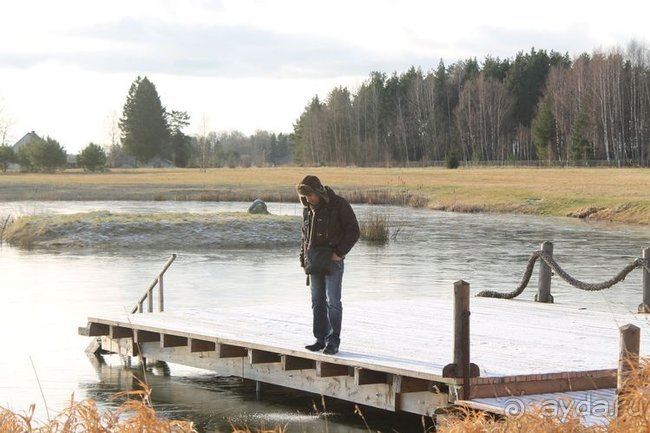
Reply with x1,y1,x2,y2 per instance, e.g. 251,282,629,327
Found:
0,167,648,225
3,211,301,250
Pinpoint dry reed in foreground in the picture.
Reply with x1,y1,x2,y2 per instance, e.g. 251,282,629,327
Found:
437,359,650,433
0,387,196,433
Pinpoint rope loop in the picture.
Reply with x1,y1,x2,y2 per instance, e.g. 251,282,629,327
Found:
476,249,648,299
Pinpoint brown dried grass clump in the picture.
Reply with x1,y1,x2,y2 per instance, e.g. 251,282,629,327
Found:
438,359,650,433
0,388,196,433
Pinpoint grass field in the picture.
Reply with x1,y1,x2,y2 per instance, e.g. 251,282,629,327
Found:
1,167,649,224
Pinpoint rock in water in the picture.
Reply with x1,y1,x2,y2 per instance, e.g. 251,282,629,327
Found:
248,199,269,214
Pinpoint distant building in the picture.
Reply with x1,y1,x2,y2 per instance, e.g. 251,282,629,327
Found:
12,131,41,152
7,131,42,171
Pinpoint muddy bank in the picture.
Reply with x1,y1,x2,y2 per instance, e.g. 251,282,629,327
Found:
2,211,301,250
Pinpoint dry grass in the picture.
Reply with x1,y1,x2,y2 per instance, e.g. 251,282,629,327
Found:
360,213,390,243
1,167,649,224
2,211,301,250
0,387,196,433
437,359,650,433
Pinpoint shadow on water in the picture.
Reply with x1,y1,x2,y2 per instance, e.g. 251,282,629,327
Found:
80,353,434,433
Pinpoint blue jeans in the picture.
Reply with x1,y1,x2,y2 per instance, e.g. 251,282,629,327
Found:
310,259,344,348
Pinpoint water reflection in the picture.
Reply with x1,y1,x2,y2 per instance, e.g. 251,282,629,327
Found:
81,354,429,433
1,200,650,430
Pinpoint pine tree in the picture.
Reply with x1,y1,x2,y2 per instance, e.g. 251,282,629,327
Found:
568,111,591,163
167,110,191,167
119,76,170,164
0,145,15,172
532,97,557,160
77,143,107,172
16,136,67,172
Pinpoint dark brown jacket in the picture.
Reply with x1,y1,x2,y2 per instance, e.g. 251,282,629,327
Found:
300,186,360,267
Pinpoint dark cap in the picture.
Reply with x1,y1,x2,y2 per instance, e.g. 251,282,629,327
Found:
296,175,324,196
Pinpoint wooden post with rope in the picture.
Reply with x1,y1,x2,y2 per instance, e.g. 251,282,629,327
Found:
638,247,650,313
443,280,480,400
617,323,640,417
535,241,554,303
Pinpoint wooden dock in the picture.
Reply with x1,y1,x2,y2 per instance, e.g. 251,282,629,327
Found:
79,295,649,423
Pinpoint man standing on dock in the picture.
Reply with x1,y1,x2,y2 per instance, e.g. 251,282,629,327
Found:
297,175,360,355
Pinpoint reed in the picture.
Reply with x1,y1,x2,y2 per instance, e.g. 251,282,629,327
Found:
360,213,390,243
0,387,196,433
437,358,650,433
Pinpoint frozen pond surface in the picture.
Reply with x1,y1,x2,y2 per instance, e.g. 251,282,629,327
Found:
1,200,649,431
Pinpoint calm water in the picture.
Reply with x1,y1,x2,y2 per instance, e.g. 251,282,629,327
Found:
1,200,650,432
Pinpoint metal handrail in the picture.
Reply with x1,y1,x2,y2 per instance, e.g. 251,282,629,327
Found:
131,254,177,314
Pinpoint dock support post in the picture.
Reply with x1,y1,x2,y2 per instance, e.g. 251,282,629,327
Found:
535,241,554,303
638,248,650,313
442,280,479,400
617,323,640,417
255,381,264,399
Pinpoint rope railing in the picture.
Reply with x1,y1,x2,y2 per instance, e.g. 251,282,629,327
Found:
477,243,650,312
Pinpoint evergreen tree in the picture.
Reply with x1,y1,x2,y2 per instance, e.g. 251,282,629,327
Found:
568,111,591,162
532,97,557,160
0,145,15,172
17,136,67,172
119,76,170,164
482,55,511,81
167,110,191,167
77,143,107,172
433,59,454,160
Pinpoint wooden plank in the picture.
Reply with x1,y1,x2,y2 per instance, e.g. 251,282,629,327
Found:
248,349,280,364
134,329,160,343
190,338,216,353
82,322,109,336
398,391,449,416
471,369,615,385
393,375,432,393
161,334,188,348
110,326,133,339
465,388,617,427
134,342,401,413
469,372,617,399
217,343,247,358
317,361,350,377
84,298,650,389
355,368,388,385
101,336,138,356
281,355,315,371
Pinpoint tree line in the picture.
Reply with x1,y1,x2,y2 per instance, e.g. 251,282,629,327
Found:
4,41,650,172
292,41,650,167
0,76,292,172
108,76,293,169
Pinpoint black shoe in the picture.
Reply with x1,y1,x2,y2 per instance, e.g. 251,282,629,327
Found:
305,342,325,351
323,344,339,355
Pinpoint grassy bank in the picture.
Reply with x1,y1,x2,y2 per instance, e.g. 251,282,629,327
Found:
3,211,301,250
1,167,649,224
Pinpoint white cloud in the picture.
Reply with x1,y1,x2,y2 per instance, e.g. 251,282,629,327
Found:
1,0,649,153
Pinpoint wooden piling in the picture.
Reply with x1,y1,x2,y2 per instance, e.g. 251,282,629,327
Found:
536,241,554,303
443,280,480,400
617,323,640,415
639,248,650,313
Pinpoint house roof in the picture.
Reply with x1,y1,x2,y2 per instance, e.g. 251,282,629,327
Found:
12,131,41,151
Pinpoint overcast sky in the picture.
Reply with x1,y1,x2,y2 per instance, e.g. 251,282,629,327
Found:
1,0,648,153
